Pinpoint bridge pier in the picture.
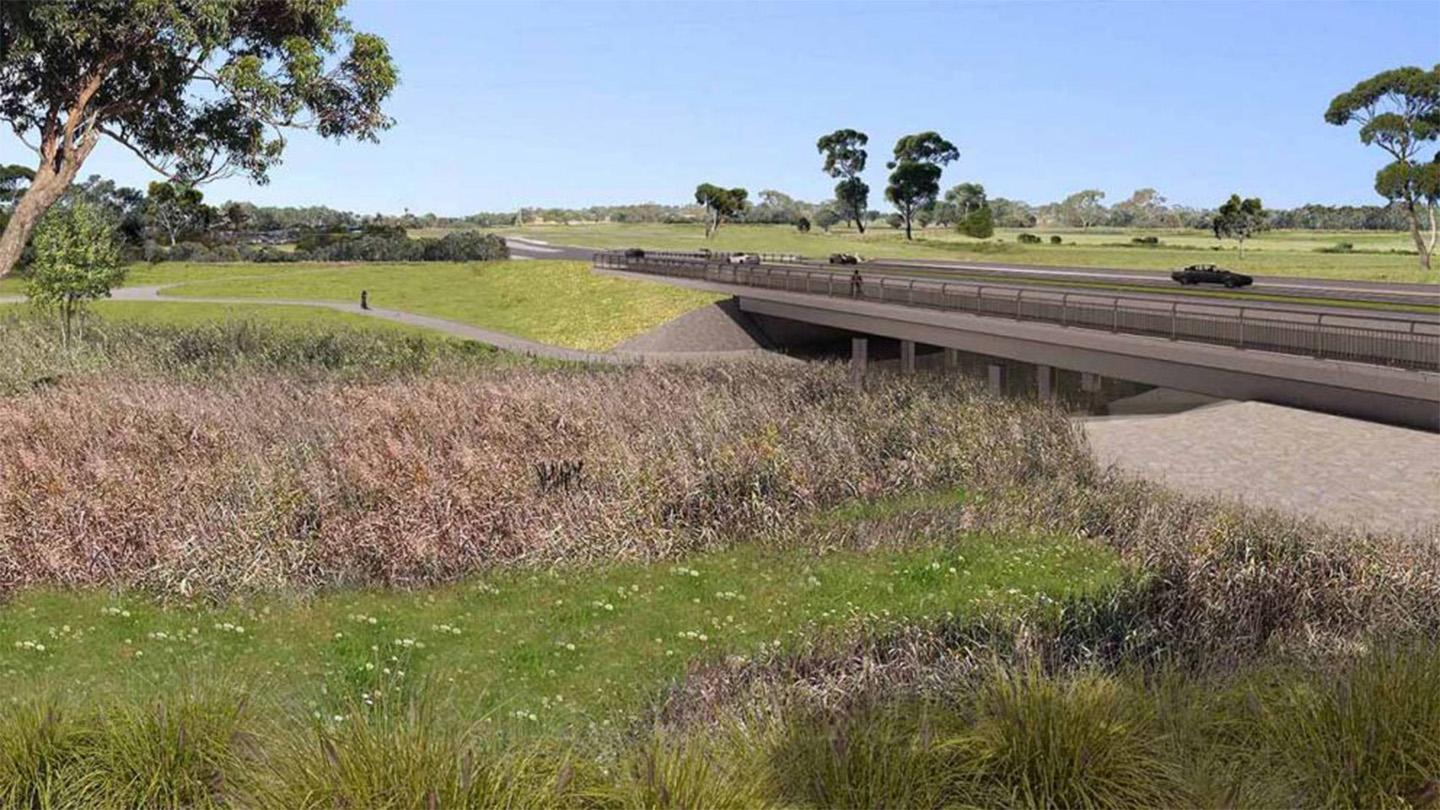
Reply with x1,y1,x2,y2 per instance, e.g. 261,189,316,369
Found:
900,339,916,374
1037,364,1053,400
944,347,959,369
988,364,1005,395
850,337,868,388
1080,372,1102,393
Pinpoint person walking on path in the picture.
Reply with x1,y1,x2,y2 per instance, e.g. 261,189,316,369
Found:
360,290,370,310
849,268,864,298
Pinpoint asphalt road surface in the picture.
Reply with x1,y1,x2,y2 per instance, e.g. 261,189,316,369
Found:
517,235,1438,310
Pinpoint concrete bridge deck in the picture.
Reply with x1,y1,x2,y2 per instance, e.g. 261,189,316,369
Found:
596,256,1440,430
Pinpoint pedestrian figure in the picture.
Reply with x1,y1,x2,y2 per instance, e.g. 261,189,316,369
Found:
360,290,369,310
849,268,864,298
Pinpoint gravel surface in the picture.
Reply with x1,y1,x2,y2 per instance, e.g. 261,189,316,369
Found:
1084,400,1440,535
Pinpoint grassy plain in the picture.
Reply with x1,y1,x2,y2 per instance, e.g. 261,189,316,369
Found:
476,222,1433,283
159,259,721,350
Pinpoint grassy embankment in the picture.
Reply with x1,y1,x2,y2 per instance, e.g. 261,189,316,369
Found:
473,222,1435,284
4,260,723,351
1,315,1437,807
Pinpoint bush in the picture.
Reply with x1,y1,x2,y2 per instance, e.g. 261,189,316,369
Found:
794,216,811,233
1049,235,1062,244
959,206,994,239
1316,241,1355,254
1130,235,1161,246
419,230,508,262
1017,233,1042,244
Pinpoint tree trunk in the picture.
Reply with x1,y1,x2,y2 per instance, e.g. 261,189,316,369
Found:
0,170,70,278
1403,198,1433,271
904,212,913,241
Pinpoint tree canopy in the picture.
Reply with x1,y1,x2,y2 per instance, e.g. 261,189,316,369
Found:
0,0,398,276
1326,64,1440,270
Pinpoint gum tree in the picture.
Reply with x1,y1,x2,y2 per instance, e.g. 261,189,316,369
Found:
1326,65,1440,271
694,183,748,238
0,0,398,277
1212,194,1267,258
885,131,958,240
817,128,870,233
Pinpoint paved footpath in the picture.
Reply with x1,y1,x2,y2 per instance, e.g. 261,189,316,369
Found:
1084,400,1440,536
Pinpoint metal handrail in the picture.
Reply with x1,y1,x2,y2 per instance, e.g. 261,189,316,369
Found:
594,252,1440,372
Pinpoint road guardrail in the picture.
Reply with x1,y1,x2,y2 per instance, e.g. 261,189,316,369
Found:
595,251,1440,373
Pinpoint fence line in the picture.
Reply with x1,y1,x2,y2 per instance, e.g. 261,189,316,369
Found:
594,252,1440,372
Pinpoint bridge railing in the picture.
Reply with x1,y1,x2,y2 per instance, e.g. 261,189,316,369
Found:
594,252,1440,372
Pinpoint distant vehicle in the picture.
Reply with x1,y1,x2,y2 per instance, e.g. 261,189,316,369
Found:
727,253,761,265
828,253,860,265
623,247,645,259
1170,264,1254,288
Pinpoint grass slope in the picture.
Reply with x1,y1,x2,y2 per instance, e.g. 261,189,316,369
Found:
482,223,1435,284
161,260,722,350
0,527,1121,733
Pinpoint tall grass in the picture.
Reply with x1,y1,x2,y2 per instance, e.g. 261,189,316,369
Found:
0,356,1086,597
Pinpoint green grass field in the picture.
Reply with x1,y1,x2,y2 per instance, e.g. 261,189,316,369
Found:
478,222,1434,284
0,517,1120,734
159,260,721,350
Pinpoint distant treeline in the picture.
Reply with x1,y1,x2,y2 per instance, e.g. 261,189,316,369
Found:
446,198,1416,232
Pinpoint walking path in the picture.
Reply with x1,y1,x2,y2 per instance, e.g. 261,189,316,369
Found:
2,284,794,366
1084,400,1440,536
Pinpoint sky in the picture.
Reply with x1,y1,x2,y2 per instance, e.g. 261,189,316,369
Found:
4,0,1437,214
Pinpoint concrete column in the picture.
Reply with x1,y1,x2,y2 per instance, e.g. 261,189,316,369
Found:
1080,372,1101,393
900,340,916,374
850,337,868,388
987,364,1005,395
1037,364,1053,400
943,347,959,369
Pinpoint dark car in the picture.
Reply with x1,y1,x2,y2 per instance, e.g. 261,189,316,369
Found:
623,247,646,259
828,253,860,265
1170,264,1253,288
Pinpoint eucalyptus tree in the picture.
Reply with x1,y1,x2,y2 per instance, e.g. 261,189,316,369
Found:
1212,194,1267,258
817,128,871,233
0,0,398,277
694,184,748,238
1326,65,1440,270
884,131,958,240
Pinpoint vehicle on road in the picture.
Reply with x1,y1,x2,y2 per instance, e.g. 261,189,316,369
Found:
1171,264,1254,288
623,247,646,259
828,253,860,265
728,253,761,265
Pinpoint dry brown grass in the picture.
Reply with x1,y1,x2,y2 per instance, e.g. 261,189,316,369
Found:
0,363,1087,598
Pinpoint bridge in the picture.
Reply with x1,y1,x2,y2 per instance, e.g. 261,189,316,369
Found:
593,251,1440,430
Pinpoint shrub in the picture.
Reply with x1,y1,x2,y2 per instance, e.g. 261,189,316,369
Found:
959,206,994,239
1016,233,1042,244
25,199,127,346
795,216,811,233
1316,241,1355,254
1130,235,1161,246
1049,235,1062,244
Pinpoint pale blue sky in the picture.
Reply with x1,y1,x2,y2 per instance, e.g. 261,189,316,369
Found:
6,0,1437,213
